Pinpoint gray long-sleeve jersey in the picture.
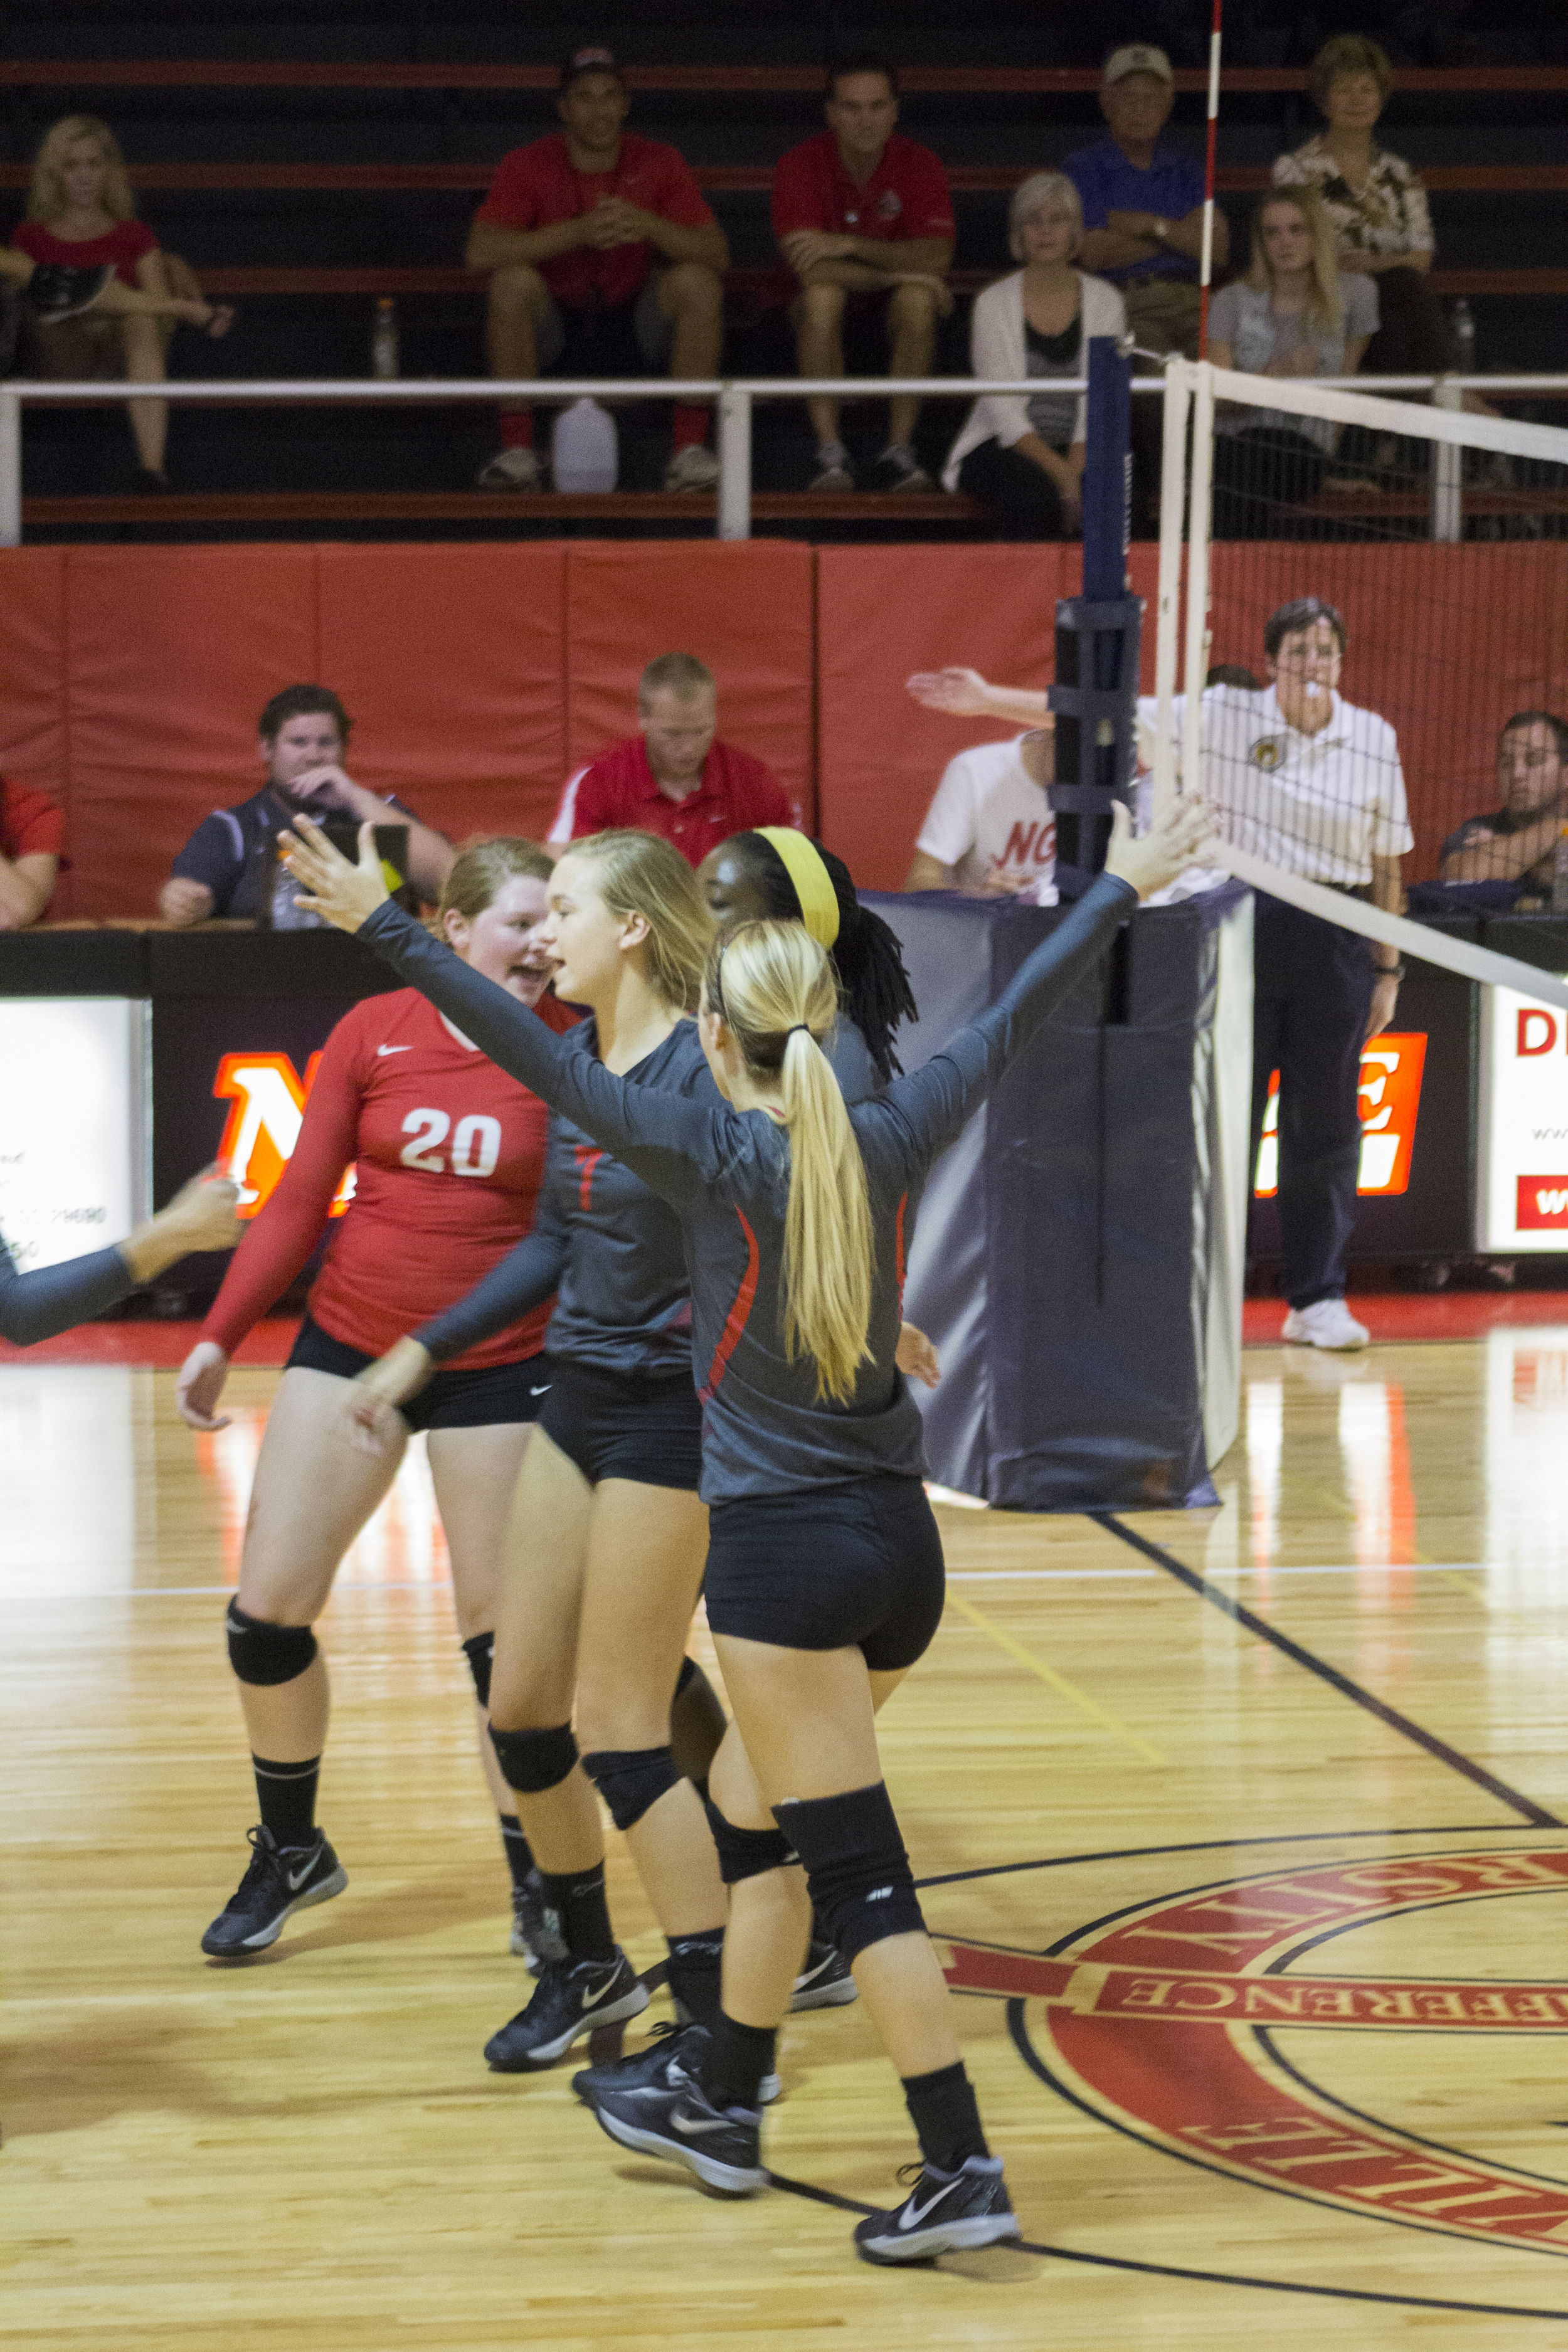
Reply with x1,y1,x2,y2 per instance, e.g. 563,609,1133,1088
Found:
0,1230,134,1347
361,874,1135,1502
414,1017,884,1375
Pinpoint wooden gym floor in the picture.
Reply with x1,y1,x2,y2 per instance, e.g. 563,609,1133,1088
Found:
8,1316,1568,2348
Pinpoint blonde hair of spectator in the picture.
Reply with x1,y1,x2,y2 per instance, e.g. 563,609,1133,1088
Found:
1308,34,1394,112
1009,172,1084,263
432,836,555,935
1244,188,1345,335
638,652,715,709
568,827,714,1012
28,115,137,223
704,918,873,1404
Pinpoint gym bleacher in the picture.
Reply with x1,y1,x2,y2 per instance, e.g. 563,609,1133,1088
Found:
3,0,1565,543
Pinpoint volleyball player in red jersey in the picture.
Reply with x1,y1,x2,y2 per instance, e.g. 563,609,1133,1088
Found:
174,840,581,1961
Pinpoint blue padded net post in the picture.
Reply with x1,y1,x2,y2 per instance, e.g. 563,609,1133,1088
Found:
1047,336,1142,899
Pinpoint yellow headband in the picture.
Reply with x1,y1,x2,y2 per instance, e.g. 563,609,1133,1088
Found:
756,827,840,950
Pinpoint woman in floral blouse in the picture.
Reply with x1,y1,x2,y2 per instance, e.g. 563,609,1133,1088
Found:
1271,34,1448,381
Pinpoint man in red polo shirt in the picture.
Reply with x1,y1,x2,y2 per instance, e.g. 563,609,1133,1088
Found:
548,653,800,868
0,775,63,928
771,53,955,494
466,48,729,494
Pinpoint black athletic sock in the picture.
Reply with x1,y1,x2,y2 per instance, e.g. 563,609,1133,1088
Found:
901,2060,989,2173
252,1754,320,1849
665,1928,726,2025
498,1814,536,1891
540,1862,615,1964
699,2010,776,2112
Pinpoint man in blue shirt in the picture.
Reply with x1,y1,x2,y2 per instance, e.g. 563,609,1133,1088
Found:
1065,45,1228,362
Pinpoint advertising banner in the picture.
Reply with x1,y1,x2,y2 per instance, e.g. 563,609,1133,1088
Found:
1478,980,1568,1252
0,997,147,1272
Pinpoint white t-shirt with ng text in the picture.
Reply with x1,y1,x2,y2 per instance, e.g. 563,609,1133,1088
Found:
915,736,1056,897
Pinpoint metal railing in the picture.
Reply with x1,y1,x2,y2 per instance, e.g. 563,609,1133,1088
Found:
3,371,1564,544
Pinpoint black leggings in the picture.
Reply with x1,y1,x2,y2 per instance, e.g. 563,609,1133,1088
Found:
1360,264,1451,377
1212,426,1325,539
956,435,1072,538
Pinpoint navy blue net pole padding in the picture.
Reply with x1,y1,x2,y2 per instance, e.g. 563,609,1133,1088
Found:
1048,336,1142,899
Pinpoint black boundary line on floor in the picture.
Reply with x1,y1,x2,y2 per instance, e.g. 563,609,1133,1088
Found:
913,1821,1513,1892
1094,1513,1564,1830
1004,2010,1568,2317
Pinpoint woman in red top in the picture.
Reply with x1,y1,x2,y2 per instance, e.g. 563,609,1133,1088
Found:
174,839,583,1963
11,114,233,487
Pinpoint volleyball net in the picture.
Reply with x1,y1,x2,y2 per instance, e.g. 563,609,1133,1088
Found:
1148,356,1568,1014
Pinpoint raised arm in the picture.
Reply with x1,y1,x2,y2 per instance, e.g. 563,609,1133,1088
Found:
1,1170,241,1348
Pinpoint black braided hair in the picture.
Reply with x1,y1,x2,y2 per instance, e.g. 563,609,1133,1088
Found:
723,832,918,1081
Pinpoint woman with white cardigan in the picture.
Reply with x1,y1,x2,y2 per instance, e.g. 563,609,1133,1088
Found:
943,172,1126,537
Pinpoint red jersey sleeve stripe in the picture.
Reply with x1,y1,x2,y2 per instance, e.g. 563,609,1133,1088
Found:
894,1190,909,1304
698,1205,760,1405
573,1145,605,1211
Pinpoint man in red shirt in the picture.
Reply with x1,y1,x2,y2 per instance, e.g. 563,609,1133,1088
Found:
465,48,729,494
771,55,956,494
0,776,63,928
548,652,800,869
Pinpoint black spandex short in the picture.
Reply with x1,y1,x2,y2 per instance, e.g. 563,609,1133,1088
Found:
286,1313,553,1433
539,1357,704,1492
703,1473,946,1673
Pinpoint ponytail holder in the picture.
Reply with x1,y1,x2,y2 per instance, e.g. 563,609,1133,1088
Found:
787,1024,812,1039
756,827,840,950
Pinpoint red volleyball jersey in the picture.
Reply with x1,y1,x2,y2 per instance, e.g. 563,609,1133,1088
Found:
203,987,580,1367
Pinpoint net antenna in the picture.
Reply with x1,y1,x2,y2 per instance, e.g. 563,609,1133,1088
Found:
1151,355,1568,1016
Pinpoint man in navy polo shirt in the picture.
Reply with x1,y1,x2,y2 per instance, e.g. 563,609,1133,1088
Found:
771,54,955,493
1066,45,1228,363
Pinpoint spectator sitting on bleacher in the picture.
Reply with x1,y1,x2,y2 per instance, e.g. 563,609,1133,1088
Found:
0,774,63,929
9,115,233,490
1066,47,1227,363
903,722,1056,899
548,652,798,869
771,54,956,494
1271,38,1448,390
941,173,1125,539
159,685,452,926
1208,188,1375,537
1435,713,1568,908
465,48,729,495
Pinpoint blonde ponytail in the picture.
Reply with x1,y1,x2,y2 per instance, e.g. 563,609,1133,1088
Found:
706,920,873,1403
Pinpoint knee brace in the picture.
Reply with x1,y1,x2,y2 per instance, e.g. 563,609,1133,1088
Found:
461,1631,494,1709
701,1793,797,1886
581,1744,681,1833
225,1598,318,1688
773,1781,926,1962
489,1720,578,1796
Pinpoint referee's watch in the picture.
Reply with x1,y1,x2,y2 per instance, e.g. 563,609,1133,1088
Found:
1375,959,1406,982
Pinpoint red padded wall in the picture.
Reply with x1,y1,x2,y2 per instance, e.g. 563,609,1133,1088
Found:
564,541,817,827
317,543,569,849
0,550,70,912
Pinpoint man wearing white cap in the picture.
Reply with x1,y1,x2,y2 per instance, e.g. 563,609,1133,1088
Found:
1064,45,1227,363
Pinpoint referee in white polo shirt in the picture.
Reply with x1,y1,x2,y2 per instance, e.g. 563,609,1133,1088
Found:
1161,596,1412,1352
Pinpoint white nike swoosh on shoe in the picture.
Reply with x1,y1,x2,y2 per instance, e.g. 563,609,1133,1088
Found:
579,1971,624,2011
899,2180,961,2232
376,1044,411,1056
285,1860,319,1892
672,2105,733,2137
529,1385,551,1396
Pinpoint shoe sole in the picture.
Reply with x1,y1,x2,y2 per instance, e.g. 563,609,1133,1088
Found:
201,1863,347,1959
856,2212,1022,2265
572,2060,782,2107
586,2097,768,2196
1283,1329,1369,1352
485,1979,649,2072
789,1974,859,2012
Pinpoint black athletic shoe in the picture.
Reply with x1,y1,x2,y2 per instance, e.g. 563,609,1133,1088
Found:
572,2020,782,2108
854,2156,1020,2264
26,262,115,322
200,1825,347,1958
484,1949,648,2071
509,1865,568,1972
581,2026,768,2196
790,1939,858,2011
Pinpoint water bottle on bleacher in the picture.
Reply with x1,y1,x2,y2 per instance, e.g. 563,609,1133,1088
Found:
553,398,618,492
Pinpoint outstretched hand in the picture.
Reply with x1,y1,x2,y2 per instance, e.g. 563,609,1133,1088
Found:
280,816,389,934
1103,796,1216,903
905,666,994,718
896,1322,942,1389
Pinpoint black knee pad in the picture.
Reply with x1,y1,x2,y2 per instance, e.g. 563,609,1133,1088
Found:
461,1631,494,1708
582,1744,681,1833
773,1781,926,1962
225,1598,318,1688
489,1720,578,1795
701,1793,798,1886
